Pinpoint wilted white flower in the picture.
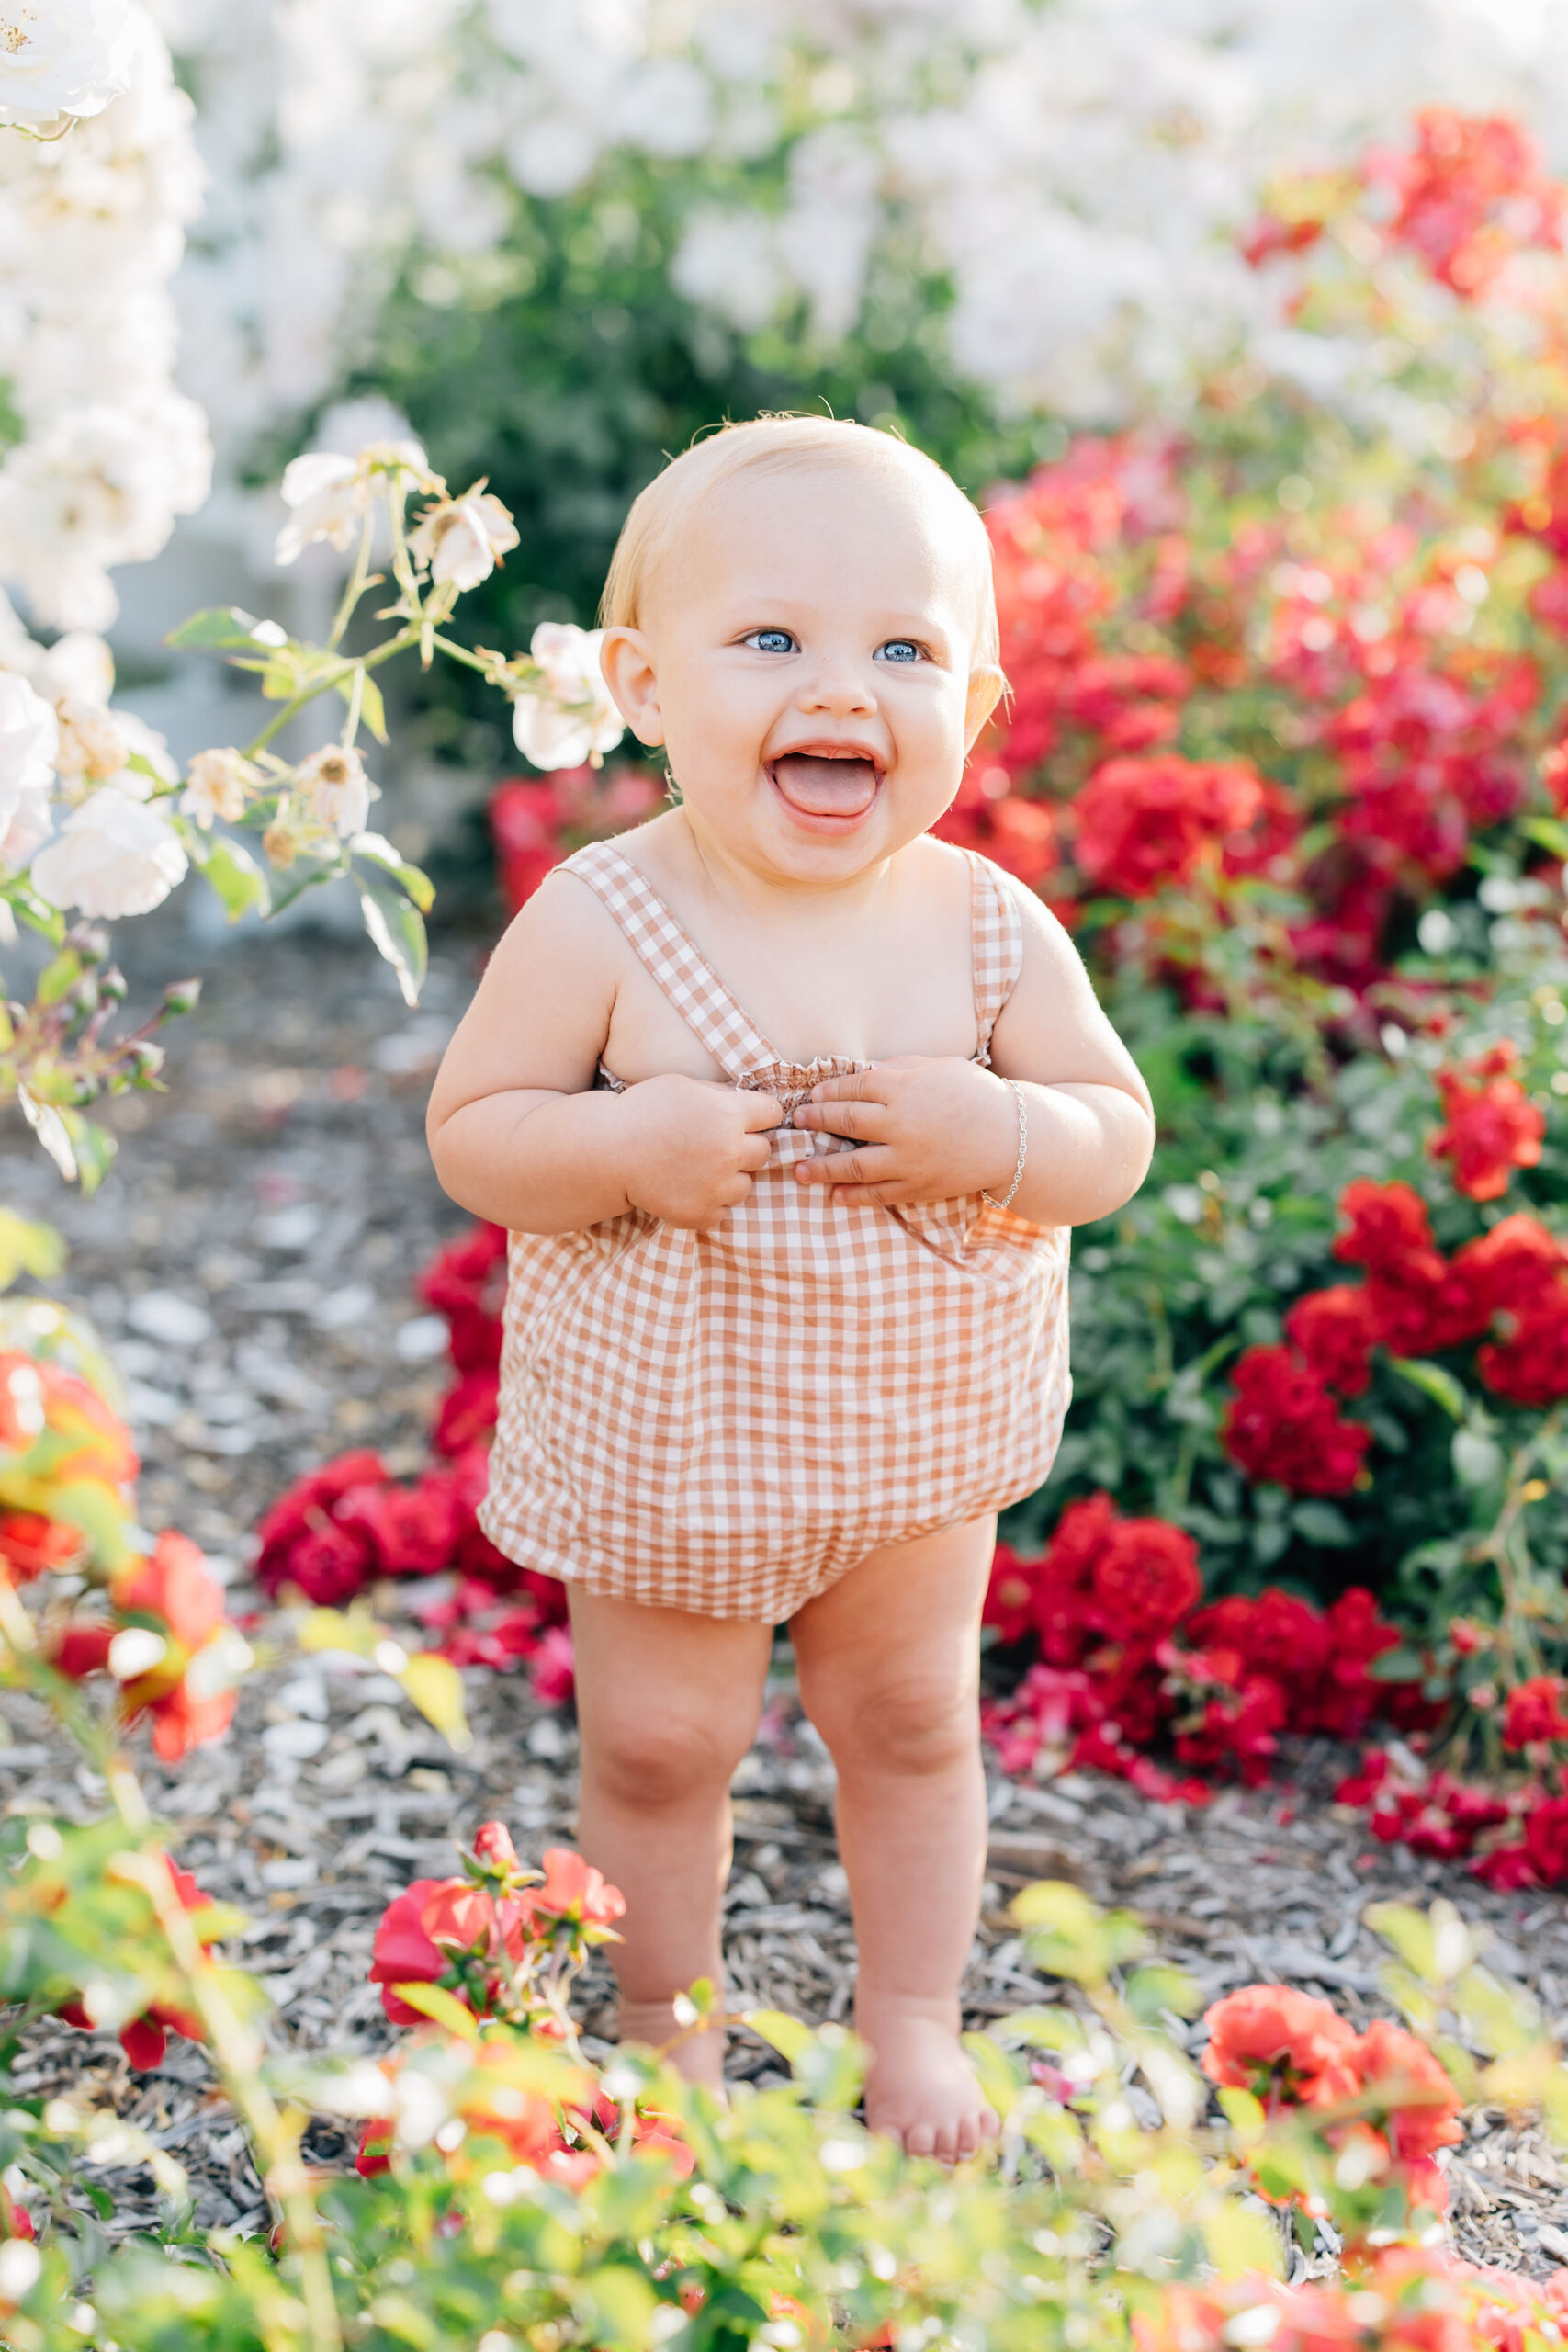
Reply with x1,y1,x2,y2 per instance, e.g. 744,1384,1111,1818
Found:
293,741,374,839
0,0,138,127
511,621,623,771
180,746,256,829
53,698,129,782
31,784,187,917
274,451,364,566
409,489,519,592
0,672,58,799
274,438,432,566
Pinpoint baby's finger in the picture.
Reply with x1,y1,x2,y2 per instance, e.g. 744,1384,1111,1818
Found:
805,1067,887,1107
738,1134,774,1172
739,1091,785,1128
795,1145,898,1191
793,1095,889,1139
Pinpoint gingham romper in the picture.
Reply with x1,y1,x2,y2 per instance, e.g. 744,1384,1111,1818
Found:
478,838,1072,1623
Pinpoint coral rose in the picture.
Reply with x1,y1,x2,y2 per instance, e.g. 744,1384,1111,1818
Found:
1431,1046,1544,1201
1201,1984,1361,2104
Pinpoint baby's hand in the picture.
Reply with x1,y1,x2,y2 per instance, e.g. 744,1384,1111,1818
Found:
791,1057,1018,1209
618,1075,784,1230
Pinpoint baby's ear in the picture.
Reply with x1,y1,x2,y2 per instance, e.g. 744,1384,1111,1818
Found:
964,663,1007,751
599,627,665,746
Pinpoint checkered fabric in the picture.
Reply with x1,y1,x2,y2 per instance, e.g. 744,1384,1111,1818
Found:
479,839,1071,1623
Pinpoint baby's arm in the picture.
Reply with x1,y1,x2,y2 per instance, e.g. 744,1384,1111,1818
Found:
426,875,782,1234
792,883,1154,1225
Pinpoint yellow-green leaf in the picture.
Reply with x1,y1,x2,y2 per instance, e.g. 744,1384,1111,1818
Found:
389,1982,479,2042
398,1650,471,1753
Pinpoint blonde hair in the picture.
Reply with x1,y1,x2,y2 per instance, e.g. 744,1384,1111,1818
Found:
600,414,1001,670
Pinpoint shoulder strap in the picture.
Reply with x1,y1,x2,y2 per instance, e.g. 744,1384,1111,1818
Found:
559,841,781,1082
968,852,1024,1066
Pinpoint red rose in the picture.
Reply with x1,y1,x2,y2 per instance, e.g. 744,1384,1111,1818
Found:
1350,2018,1463,2162
145,1681,236,1761
276,1517,376,1606
111,1531,225,1653
1478,1299,1568,1407
1089,1518,1201,1641
1073,753,1264,899
335,1476,461,1577
0,1511,81,1583
49,1623,114,1679
1201,1984,1361,2104
1284,1284,1377,1396
1502,1675,1568,1748
530,1623,576,1707
1451,1214,1568,1317
1362,1257,1486,1357
982,1543,1039,1645
433,1368,501,1457
369,1879,453,2024
1431,1051,1544,1201
472,1821,521,1874
1221,1345,1371,1495
254,1451,389,1596
526,1847,626,1934
1333,1179,1435,1273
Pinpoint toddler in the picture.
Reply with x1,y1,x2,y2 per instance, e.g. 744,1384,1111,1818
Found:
426,416,1154,2161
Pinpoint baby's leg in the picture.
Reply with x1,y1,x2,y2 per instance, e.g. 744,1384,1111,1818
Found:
791,1517,998,2161
568,1589,773,2089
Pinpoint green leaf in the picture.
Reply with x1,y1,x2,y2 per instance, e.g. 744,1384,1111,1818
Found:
352,832,435,912
333,665,388,744
1217,2085,1267,2146
398,1651,472,1753
1,883,65,945
187,831,270,922
388,1982,479,2041
1389,1357,1469,1420
1522,816,1568,862
1291,1499,1354,1546
164,606,289,652
960,2030,1026,2122
742,2008,815,2064
356,872,426,1008
0,1211,64,1291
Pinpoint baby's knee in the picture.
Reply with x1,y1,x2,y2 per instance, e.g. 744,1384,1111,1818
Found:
806,1668,978,1779
582,1705,753,1812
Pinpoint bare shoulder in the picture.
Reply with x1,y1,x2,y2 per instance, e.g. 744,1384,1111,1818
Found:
428,847,642,1120
986,861,1150,1101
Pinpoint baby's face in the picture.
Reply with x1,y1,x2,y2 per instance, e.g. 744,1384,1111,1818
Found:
601,463,1001,887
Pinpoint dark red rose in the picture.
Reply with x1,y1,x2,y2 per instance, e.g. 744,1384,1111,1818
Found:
1285,1284,1377,1396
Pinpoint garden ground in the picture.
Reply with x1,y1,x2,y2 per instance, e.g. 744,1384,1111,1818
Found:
0,922,1565,2276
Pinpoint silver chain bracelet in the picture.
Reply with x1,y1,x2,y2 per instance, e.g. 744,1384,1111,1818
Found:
982,1077,1028,1211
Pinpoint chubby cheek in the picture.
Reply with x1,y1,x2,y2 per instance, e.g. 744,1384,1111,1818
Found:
661,676,777,800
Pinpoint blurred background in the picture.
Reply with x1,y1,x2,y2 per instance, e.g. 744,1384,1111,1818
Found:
18,0,1568,910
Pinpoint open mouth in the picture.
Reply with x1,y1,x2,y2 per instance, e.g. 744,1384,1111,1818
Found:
767,749,883,822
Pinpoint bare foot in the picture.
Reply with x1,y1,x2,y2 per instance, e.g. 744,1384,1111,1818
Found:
615,1996,728,2094
856,1992,998,2163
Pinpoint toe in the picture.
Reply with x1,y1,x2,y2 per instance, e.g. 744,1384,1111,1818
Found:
978,2102,1000,2143
904,2120,936,2160
954,2112,979,2161
933,2120,959,2166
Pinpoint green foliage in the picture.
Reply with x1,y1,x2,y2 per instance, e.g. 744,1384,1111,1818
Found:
333,157,1050,774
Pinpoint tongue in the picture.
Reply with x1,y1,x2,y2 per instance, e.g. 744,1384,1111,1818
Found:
771,754,879,817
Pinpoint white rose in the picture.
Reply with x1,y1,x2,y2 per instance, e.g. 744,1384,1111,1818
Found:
409,492,519,592
274,451,365,566
0,0,138,127
0,786,52,873
512,622,623,771
0,673,59,800
31,785,187,918
293,742,374,840
180,747,255,830
53,699,130,783
37,631,114,708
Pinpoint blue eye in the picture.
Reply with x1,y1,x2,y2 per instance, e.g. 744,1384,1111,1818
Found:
876,639,924,663
747,628,796,654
